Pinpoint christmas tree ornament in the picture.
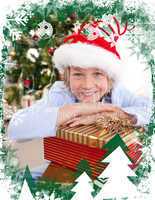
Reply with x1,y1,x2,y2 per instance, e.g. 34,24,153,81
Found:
48,47,55,55
23,79,32,88
41,68,51,76
41,61,48,66
9,50,16,59
36,20,53,39
26,48,39,63
32,34,39,41
29,30,39,41
69,12,77,21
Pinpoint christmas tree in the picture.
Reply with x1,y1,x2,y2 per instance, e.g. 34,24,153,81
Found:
76,159,92,178
21,166,36,196
3,1,81,113
71,172,94,200
19,179,35,200
95,146,138,200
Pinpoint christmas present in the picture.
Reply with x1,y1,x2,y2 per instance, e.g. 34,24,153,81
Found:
44,117,143,178
44,137,142,178
41,163,76,184
56,122,138,149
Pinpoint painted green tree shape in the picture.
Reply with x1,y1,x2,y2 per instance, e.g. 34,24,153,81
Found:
18,165,36,199
94,134,139,200
19,179,35,200
76,159,92,178
71,172,94,200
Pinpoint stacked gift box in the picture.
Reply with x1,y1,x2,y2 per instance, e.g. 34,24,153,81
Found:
44,123,142,178
56,124,137,148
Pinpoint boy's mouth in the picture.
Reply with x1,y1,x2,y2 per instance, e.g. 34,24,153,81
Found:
80,91,98,97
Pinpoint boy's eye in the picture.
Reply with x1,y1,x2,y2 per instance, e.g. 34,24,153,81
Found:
94,72,105,76
73,73,84,77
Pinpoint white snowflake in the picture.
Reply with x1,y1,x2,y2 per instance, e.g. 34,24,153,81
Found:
8,9,32,26
9,29,22,41
16,10,29,26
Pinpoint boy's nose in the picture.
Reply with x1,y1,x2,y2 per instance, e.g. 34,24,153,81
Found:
82,77,95,89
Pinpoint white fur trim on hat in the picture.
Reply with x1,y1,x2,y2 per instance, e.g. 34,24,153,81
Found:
53,43,122,82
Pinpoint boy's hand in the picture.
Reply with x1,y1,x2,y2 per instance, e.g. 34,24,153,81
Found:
57,103,137,127
57,103,117,127
63,108,137,127
63,114,100,127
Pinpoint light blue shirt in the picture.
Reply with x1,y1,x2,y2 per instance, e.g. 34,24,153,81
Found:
7,81,153,140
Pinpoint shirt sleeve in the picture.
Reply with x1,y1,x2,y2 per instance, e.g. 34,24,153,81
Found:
112,84,153,126
7,89,66,140
121,97,152,126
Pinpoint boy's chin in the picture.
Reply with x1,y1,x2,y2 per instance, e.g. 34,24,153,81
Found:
78,97,100,103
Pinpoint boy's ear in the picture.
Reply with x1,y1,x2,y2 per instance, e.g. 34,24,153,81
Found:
59,73,64,80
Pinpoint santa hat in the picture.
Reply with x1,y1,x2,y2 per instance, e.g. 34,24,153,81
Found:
53,17,128,82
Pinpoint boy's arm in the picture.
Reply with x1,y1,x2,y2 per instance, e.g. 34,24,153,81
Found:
56,103,122,127
7,94,60,140
62,109,136,127
62,90,152,127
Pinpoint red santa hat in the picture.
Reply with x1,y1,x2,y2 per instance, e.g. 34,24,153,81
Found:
53,17,128,82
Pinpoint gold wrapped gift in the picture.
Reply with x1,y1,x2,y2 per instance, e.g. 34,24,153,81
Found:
56,117,140,149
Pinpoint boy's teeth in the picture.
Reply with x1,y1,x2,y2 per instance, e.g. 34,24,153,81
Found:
84,92,95,96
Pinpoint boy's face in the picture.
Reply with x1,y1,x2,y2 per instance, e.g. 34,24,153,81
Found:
69,67,110,103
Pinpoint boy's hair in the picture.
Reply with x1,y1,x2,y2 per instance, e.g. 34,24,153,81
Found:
63,67,113,95
63,67,70,88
